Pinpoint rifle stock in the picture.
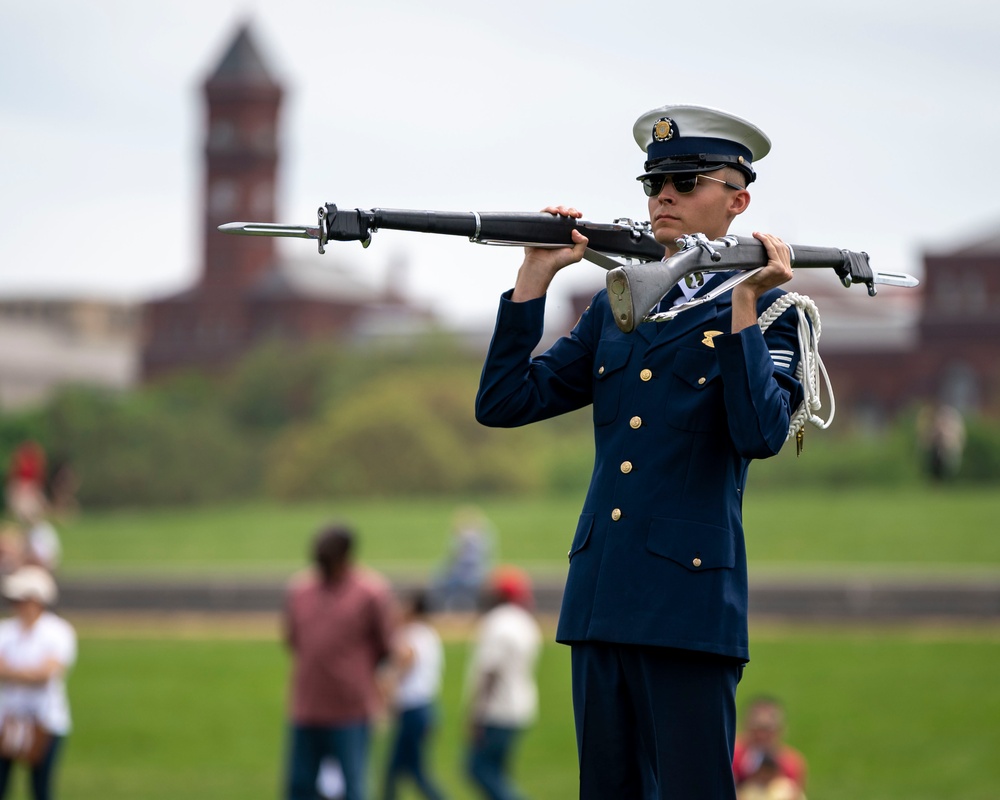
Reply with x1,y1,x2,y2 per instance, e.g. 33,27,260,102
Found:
606,235,885,333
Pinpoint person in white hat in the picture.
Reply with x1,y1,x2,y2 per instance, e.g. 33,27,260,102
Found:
0,565,77,798
476,104,803,798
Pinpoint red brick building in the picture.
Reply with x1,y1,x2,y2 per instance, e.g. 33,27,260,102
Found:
817,232,1000,424
142,24,430,378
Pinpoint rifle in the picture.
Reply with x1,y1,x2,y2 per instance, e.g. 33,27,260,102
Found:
220,203,918,334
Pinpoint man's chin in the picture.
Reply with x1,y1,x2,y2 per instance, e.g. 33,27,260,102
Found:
652,227,681,246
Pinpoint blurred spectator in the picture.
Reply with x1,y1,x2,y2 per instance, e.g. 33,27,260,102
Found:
465,566,542,800
283,523,397,800
736,752,806,800
0,528,25,577
23,520,61,573
0,516,61,576
733,696,807,798
42,456,79,522
0,566,76,800
917,403,966,482
431,506,495,612
5,443,47,525
381,590,447,800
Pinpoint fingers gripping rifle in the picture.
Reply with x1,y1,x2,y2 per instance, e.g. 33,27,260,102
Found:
220,203,918,334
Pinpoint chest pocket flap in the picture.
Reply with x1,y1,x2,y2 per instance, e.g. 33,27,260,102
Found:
646,517,735,572
672,346,720,388
592,339,633,426
594,340,632,381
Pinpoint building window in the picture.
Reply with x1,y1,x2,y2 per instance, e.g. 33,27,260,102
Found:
209,180,238,215
254,125,275,150
209,121,235,149
964,275,987,315
251,182,272,217
940,361,979,413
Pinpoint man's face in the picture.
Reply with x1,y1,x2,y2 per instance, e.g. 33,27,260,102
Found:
746,704,784,752
646,168,748,250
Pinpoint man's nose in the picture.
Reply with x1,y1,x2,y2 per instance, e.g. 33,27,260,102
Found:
656,183,676,202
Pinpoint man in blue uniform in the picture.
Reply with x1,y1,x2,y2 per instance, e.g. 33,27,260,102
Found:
475,104,804,799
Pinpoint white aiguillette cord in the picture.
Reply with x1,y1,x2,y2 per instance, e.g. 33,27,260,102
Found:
645,270,835,455
757,292,836,454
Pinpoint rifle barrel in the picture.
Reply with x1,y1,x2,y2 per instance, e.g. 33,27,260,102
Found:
324,205,666,262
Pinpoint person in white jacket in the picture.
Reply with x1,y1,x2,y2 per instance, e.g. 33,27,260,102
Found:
465,567,542,800
0,565,77,799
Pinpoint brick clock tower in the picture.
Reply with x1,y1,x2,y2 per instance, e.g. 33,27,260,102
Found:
201,25,281,294
142,22,432,379
142,24,284,376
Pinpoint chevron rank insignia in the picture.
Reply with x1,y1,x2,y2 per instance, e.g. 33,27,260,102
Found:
769,348,794,369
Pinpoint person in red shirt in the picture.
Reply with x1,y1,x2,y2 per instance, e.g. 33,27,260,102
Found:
283,523,397,800
732,695,807,793
5,443,47,524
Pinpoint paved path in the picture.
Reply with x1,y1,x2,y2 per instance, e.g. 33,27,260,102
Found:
57,576,1000,620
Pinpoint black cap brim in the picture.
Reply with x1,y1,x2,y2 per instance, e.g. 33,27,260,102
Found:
638,154,755,184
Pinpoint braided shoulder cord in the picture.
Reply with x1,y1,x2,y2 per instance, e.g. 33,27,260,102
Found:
757,293,835,450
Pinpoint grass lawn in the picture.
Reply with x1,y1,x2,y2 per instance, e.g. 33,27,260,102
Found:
34,489,1000,797
57,487,1000,579
51,620,1000,800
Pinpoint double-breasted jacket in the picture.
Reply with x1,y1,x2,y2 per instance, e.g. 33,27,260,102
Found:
476,273,804,661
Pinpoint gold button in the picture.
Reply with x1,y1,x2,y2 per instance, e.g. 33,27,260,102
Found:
611,508,622,521
630,416,642,429
692,557,702,567
620,461,632,474
598,366,605,375
567,549,572,559
697,377,706,385
640,368,652,381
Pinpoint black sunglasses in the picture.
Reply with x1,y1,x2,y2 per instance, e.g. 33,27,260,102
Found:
641,173,745,197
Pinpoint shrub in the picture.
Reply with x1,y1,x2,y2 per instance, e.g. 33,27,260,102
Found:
38,387,258,507
264,369,542,498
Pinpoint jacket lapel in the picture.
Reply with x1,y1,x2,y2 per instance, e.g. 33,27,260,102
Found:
643,271,737,353
632,281,685,344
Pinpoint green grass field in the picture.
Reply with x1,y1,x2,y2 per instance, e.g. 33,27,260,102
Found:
52,621,1000,800
31,487,1000,797
58,487,1000,579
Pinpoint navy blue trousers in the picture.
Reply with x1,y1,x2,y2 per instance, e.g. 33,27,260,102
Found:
466,724,525,800
286,722,370,800
0,735,63,800
571,643,742,800
382,704,446,800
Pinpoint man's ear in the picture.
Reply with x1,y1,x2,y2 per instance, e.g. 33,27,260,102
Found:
729,189,751,216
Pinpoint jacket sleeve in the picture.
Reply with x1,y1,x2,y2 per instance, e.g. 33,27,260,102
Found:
476,291,596,428
713,296,805,459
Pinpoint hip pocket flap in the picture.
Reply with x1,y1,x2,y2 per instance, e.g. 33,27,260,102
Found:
569,513,595,559
646,517,734,571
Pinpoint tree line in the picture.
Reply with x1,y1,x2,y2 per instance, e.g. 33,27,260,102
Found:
1,334,997,508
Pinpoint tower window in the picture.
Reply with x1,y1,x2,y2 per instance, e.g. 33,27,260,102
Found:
209,180,238,215
209,121,235,149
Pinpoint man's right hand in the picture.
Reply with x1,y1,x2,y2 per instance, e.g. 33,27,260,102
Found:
511,205,590,302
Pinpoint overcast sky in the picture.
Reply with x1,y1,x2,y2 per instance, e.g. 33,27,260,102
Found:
2,0,999,326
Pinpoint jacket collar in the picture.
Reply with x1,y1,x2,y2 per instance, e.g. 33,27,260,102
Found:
632,271,736,347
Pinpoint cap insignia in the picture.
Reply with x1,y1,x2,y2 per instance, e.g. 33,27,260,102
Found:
652,117,675,142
